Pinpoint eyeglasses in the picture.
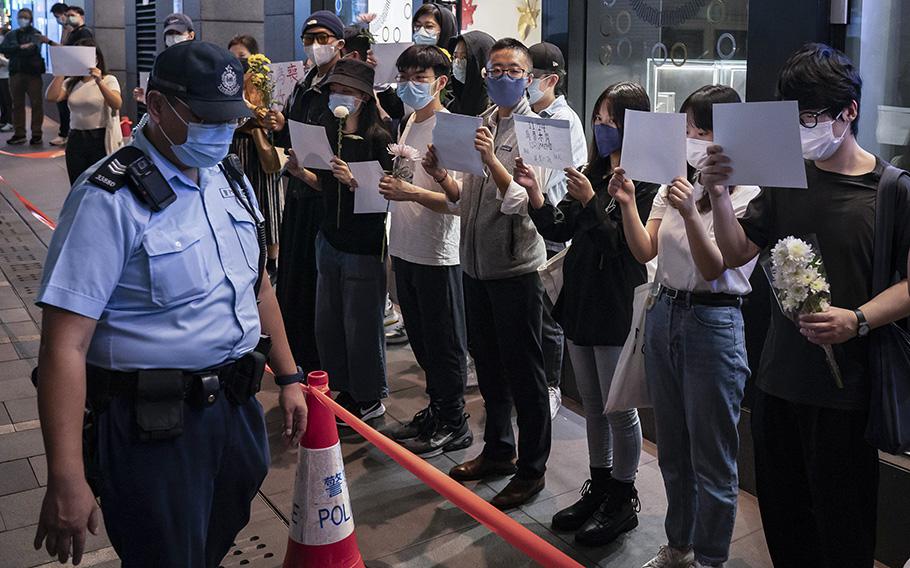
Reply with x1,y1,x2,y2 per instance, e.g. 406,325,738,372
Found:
484,67,529,80
413,22,439,32
798,108,832,129
301,32,335,46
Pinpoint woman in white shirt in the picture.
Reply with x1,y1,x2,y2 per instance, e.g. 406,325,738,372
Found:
46,40,121,184
614,85,760,568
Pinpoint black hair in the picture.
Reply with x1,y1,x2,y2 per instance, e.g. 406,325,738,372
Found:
489,37,531,70
396,45,451,78
585,81,650,182
228,34,259,55
777,42,862,136
342,26,370,61
414,3,457,49
50,3,69,15
65,38,106,92
17,7,32,17
680,84,742,213
66,6,84,15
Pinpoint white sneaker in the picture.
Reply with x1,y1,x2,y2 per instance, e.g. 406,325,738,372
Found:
49,136,67,146
548,386,562,420
0,124,12,132
642,545,696,568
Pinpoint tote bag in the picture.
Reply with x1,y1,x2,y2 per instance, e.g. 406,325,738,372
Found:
102,100,123,155
537,245,570,304
605,282,654,413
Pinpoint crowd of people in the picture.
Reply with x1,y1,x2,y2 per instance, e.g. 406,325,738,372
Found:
4,4,909,568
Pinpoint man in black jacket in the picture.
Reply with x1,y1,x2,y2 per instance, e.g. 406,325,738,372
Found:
0,8,47,145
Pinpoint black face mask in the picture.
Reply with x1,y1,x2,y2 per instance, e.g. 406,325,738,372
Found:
241,58,250,73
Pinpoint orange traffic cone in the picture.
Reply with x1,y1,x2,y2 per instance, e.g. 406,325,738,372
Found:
283,371,365,568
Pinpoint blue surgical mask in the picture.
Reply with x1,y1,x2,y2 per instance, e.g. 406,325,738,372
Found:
452,58,467,83
397,80,437,110
527,78,547,105
160,98,237,168
485,75,527,109
18,18,31,28
327,93,360,117
412,27,439,46
594,124,621,158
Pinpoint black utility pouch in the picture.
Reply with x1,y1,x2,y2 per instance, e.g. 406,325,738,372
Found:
135,370,185,441
226,352,266,405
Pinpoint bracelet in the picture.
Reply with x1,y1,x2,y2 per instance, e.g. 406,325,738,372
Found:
433,170,448,184
275,365,305,386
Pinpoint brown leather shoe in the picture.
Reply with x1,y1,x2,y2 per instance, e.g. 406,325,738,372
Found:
490,476,546,510
449,455,517,481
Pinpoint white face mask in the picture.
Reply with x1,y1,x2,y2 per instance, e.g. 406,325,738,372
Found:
305,43,336,67
800,112,848,161
452,58,467,83
527,77,550,105
165,33,191,47
686,137,712,170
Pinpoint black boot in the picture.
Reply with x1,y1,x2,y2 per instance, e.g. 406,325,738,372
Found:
574,479,640,546
551,468,612,532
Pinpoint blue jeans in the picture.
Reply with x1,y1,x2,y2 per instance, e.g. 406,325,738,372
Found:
644,295,749,566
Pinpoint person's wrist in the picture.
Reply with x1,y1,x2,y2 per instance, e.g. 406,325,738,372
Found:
433,169,448,184
275,366,305,386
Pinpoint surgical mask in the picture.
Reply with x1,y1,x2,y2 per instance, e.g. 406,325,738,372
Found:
165,33,191,47
452,58,467,83
412,27,439,46
686,137,712,170
56,15,67,25
397,80,437,110
328,93,360,117
485,75,527,109
160,98,236,168
67,15,81,26
527,78,548,105
305,43,336,67
800,113,848,161
17,18,31,28
594,124,621,158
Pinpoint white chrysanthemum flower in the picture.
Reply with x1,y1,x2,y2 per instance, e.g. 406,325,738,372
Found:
333,105,350,119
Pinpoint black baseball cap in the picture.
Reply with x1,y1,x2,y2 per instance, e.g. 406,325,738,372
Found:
529,42,565,76
302,10,344,40
324,59,375,96
147,41,251,122
163,13,194,34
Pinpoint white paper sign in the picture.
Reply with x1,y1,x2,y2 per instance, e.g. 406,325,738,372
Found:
713,101,808,189
139,71,149,93
371,42,413,86
50,46,95,77
269,60,305,109
514,115,574,170
432,112,484,176
620,110,687,185
288,120,334,170
369,0,413,44
350,161,390,214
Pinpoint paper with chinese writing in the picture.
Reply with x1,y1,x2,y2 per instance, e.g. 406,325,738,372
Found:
372,42,414,86
432,112,485,176
514,115,574,170
619,110,687,185
50,46,96,77
288,120,334,170
269,60,305,109
713,101,808,188
139,72,149,93
350,161,389,214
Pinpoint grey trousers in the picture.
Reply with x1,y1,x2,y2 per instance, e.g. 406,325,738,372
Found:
314,232,388,402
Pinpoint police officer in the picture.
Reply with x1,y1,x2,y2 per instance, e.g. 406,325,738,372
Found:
32,41,308,567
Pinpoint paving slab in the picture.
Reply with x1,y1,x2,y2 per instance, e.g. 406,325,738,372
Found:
0,428,45,462
4,397,37,423
0,459,38,497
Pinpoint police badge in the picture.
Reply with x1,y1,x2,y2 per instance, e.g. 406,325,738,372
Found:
218,65,241,96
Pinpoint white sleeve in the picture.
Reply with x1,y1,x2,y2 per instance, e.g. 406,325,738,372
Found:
648,186,669,221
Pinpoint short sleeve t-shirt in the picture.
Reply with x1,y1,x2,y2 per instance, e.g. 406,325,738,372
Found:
739,158,910,410
68,75,121,131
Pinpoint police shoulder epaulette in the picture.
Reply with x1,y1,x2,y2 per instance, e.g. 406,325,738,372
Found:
88,146,146,193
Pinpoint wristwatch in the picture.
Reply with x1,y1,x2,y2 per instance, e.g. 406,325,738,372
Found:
854,309,870,338
275,366,305,386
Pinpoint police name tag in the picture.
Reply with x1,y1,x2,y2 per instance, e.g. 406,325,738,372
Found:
220,187,234,199
288,442,355,546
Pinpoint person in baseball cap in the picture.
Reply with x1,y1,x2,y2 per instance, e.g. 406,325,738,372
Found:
163,12,195,47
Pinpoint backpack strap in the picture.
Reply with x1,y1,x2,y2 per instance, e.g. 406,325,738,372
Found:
872,164,910,294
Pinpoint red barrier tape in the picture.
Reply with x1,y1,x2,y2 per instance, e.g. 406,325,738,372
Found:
302,384,583,568
0,149,66,159
0,176,58,230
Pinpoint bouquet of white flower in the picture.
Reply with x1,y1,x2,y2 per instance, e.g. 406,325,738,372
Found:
764,236,844,389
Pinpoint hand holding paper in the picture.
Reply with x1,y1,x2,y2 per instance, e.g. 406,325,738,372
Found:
619,110,687,185
432,112,484,176
288,120,335,170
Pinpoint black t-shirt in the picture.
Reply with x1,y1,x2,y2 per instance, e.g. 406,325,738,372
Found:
63,25,94,46
739,158,910,410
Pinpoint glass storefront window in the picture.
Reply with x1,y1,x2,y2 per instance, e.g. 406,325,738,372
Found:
585,0,748,117
7,0,83,68
846,0,910,167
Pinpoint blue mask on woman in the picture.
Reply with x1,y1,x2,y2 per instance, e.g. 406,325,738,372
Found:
161,98,237,168
397,80,436,111
594,124,622,158
327,93,360,116
412,27,439,46
485,75,527,109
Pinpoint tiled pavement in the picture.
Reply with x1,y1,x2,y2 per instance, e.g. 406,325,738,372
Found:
0,116,845,568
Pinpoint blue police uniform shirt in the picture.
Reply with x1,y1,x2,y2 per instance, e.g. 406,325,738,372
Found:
37,126,264,371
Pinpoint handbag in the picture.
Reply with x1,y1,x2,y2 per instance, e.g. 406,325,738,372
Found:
102,94,123,155
866,164,910,454
605,282,655,413
537,245,570,304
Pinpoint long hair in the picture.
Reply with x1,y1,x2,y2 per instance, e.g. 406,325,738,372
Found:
585,81,650,183
65,39,107,93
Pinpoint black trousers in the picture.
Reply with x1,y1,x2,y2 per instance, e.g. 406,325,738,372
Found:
463,271,551,479
752,389,879,568
393,257,467,424
57,99,71,137
65,128,106,184
0,78,11,125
